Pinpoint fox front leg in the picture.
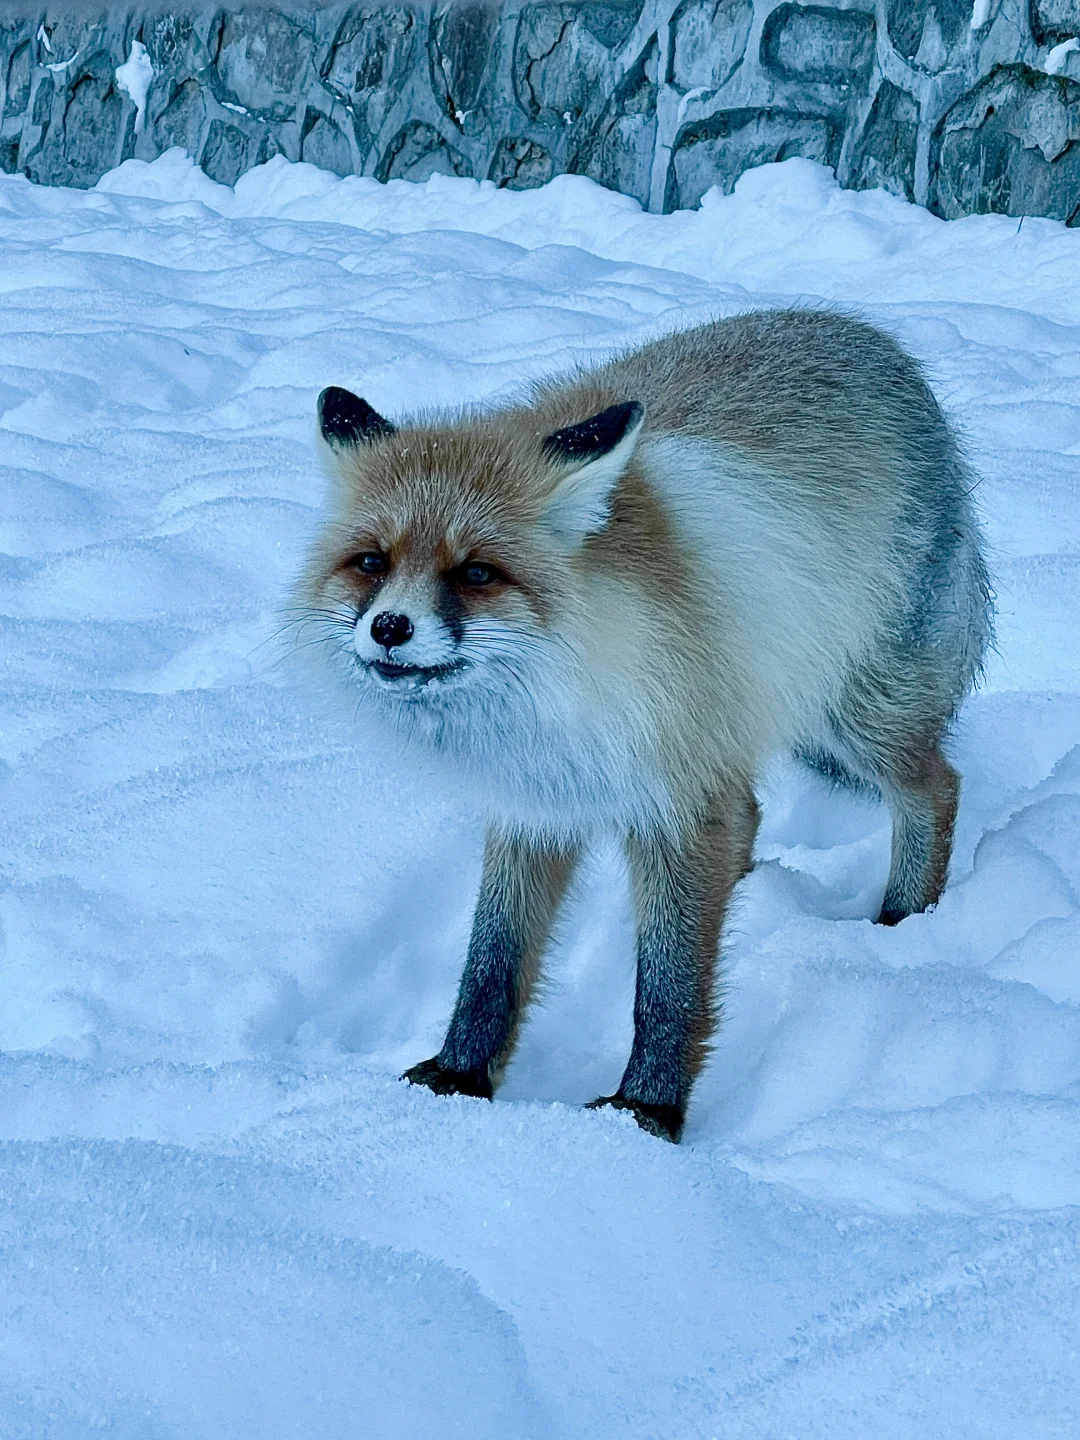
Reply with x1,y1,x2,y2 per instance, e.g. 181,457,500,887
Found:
591,789,760,1142
404,828,577,1101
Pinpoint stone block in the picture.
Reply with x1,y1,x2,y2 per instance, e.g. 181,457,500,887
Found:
31,74,54,129
761,4,876,87
201,117,256,186
514,5,612,121
575,40,658,203
322,7,417,161
667,0,754,93
25,50,133,188
931,64,1080,223
1031,0,1080,46
4,39,32,119
667,106,841,208
151,77,207,158
848,79,918,199
323,8,418,98
885,0,971,62
579,3,645,49
432,1,500,121
489,136,554,188
143,13,205,75
211,9,312,119
301,108,353,175
377,119,471,182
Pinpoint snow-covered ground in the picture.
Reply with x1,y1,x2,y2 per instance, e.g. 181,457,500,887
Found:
1,150,1078,1438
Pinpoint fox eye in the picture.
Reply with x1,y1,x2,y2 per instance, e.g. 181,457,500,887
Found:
352,552,388,575
460,562,498,587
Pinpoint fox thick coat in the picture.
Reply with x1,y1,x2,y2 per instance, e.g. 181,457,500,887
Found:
299,310,991,1141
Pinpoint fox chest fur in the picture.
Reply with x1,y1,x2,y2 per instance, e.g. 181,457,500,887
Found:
298,309,991,1140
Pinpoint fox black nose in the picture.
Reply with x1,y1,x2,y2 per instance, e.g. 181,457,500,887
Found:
370,611,414,649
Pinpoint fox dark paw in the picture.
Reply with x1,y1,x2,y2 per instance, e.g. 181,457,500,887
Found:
876,906,906,927
402,1056,493,1100
586,1093,684,1143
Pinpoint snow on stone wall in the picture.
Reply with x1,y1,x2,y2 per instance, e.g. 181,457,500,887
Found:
1,1,1078,218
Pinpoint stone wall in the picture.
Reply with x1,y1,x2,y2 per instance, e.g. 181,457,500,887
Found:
1,1,1078,220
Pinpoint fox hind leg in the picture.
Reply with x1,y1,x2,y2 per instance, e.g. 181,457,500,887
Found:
877,743,959,926
806,729,959,926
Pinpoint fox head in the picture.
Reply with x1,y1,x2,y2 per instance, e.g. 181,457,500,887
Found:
298,385,647,732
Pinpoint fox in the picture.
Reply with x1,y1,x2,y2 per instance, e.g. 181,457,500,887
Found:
297,308,992,1142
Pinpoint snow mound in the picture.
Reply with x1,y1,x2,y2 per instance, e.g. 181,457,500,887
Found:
1,153,1078,1436
0,1138,540,1439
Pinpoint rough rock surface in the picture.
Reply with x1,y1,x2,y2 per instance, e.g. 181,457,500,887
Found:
1,2,1079,219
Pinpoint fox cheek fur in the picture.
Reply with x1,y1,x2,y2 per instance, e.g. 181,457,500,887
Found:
298,310,992,1143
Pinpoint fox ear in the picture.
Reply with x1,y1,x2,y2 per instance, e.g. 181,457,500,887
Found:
540,401,645,544
318,386,396,451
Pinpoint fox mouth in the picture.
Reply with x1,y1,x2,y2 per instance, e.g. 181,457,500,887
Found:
365,658,468,687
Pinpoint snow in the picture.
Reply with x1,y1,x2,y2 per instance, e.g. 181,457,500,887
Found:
1045,37,1080,74
114,41,154,135
1,149,1079,1436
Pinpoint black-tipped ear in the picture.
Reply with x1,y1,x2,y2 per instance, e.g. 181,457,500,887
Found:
539,400,646,545
318,386,396,450
542,401,644,465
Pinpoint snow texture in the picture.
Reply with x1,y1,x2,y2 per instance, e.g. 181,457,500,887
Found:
1,149,1078,1437
1045,37,1080,74
114,41,155,136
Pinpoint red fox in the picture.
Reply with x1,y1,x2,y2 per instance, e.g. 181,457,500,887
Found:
298,310,991,1142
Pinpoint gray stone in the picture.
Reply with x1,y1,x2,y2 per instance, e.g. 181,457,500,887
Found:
514,5,612,121
4,39,33,119
885,0,971,63
431,1,499,122
201,117,255,186
667,0,754,93
324,7,417,98
143,13,205,74
760,4,876,87
26,50,133,189
0,1,1076,226
211,9,312,119
667,107,841,209
378,119,470,181
579,3,645,49
32,73,54,129
1031,0,1080,46
152,78,209,159
931,65,1080,224
489,136,554,188
849,80,918,200
301,108,353,175
576,40,657,203
322,7,417,160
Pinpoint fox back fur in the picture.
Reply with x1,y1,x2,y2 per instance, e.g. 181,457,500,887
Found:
299,309,991,1141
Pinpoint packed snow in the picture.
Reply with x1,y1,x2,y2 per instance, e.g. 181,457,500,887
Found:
1,149,1078,1437
114,41,155,136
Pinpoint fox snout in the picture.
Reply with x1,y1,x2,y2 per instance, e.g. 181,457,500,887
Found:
352,594,462,683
